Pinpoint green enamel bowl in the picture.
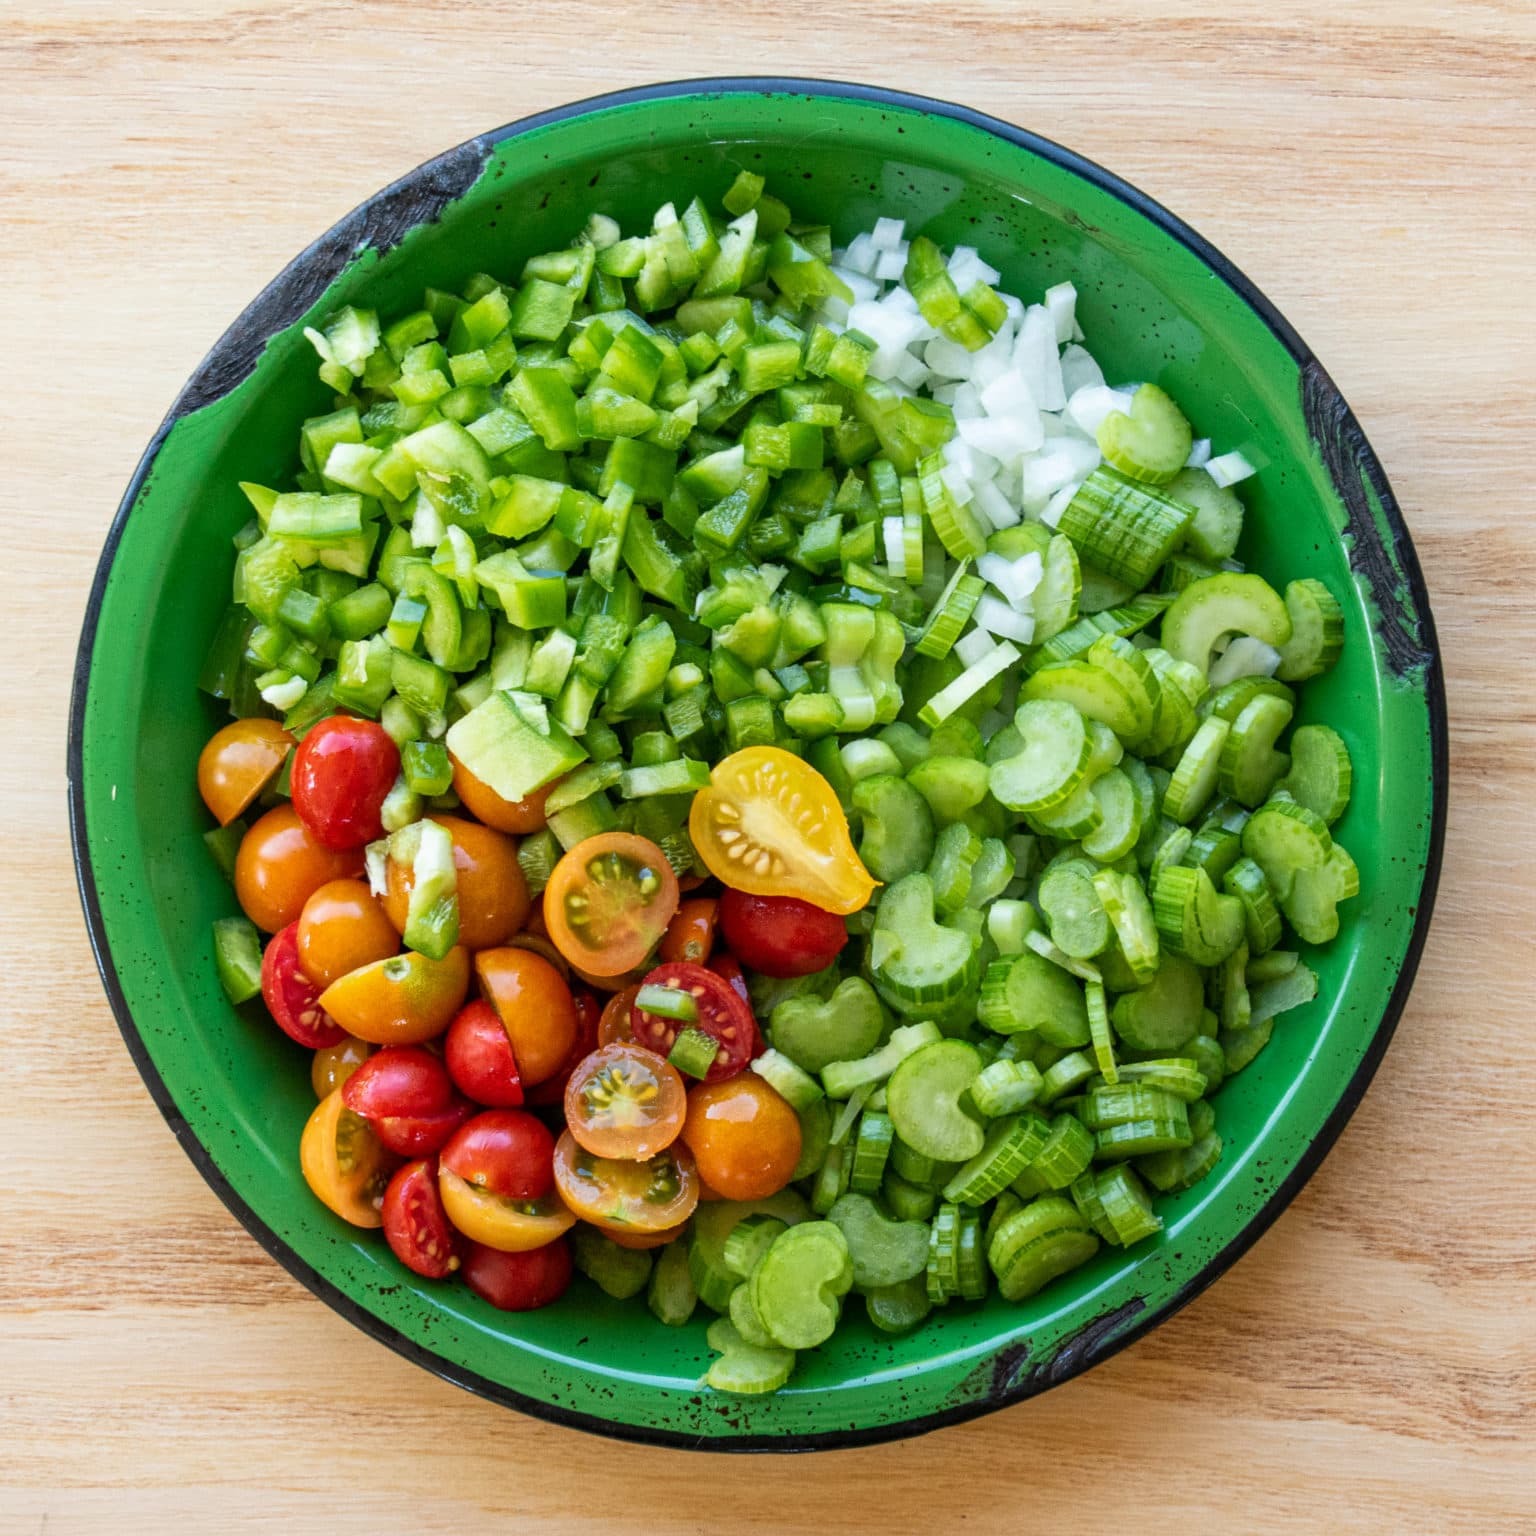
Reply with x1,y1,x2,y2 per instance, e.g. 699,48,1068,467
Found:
69,79,1446,1449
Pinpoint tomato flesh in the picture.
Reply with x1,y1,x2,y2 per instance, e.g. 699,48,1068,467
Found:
543,833,679,977
689,746,876,915
382,1158,460,1279
631,961,759,1084
260,923,344,1049
439,1110,555,1202
563,1041,687,1160
460,1237,572,1310
718,888,848,978
437,1169,575,1252
552,1129,700,1233
290,716,400,850
300,1091,394,1227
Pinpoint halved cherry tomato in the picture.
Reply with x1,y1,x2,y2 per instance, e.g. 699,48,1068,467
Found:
681,1074,802,1202
631,961,759,1084
552,1129,699,1233
381,1158,460,1279
718,888,848,978
449,754,557,834
474,947,577,1088
382,816,529,952
311,1034,372,1098
689,746,876,915
291,715,400,850
235,805,364,933
543,832,679,977
444,1000,524,1108
564,1042,687,1160
300,1090,394,1227
597,985,641,1047
570,957,653,993
602,1220,691,1250
461,1237,572,1309
709,954,752,1013
506,931,569,981
370,1103,472,1158
342,1045,457,1119
318,947,470,1045
260,923,344,1049
660,897,719,966
440,1110,555,1201
438,1169,576,1252
298,878,399,989
526,988,600,1107
198,718,293,826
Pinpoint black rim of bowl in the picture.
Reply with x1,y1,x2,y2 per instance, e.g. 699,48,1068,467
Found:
68,76,1449,1453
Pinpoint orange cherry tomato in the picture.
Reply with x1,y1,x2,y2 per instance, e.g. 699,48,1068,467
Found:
689,746,876,915
297,878,399,988
437,1167,576,1252
552,1129,699,1233
382,815,529,952
475,947,577,1088
505,932,569,982
234,805,364,933
597,985,641,1046
659,897,719,966
449,754,557,834
564,1042,686,1160
300,1090,394,1227
599,1220,690,1250
198,718,294,826
311,1034,373,1098
543,833,679,977
681,1075,803,1202
570,958,653,993
318,947,470,1045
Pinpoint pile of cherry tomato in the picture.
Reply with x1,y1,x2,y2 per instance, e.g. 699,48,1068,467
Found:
199,712,852,1313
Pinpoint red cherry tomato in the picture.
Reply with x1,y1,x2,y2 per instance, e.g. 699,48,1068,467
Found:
443,1000,524,1108
709,953,752,1011
290,716,400,850
630,961,760,1083
526,989,600,1107
381,1158,459,1280
370,1103,472,1159
460,1237,572,1311
260,923,344,1049
342,1045,457,1120
717,888,848,978
440,1110,555,1202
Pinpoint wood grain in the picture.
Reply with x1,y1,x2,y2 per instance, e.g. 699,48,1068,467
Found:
4,2,1534,1530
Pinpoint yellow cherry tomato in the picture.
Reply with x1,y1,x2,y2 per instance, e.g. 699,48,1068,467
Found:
300,1090,393,1227
437,1167,576,1251
317,947,471,1045
689,747,876,915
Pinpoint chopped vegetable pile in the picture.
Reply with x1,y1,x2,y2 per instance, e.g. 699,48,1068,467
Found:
197,171,1358,1396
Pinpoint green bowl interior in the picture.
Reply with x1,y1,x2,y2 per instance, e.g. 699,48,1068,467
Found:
74,84,1441,1446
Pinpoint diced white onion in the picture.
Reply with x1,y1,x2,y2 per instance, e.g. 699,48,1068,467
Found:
1206,450,1257,488
923,337,975,380
941,462,973,505
929,381,960,406
980,369,1035,419
1023,440,1100,507
260,676,307,710
951,381,985,422
1059,343,1106,398
1009,551,1045,596
874,248,908,282
831,267,880,304
1186,437,1212,468
881,284,920,316
1014,305,1066,411
882,516,907,573
958,412,1044,459
954,627,996,667
1043,281,1078,344
977,551,1034,605
1040,480,1083,528
1207,637,1282,688
839,232,877,275
892,350,930,390
1067,384,1134,438
974,479,1021,530
364,840,390,897
969,344,1010,391
948,245,1002,289
975,594,1037,645
871,217,906,251
1000,292,1026,323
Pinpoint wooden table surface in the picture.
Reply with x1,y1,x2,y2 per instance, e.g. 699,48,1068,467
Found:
5,3,1534,1530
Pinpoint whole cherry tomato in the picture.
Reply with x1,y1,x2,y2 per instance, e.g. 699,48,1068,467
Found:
597,985,640,1047
444,1000,524,1108
297,878,398,989
449,755,558,835
382,816,529,952
235,805,363,933
381,1158,459,1280
290,715,400,850
718,888,848,978
460,1237,572,1310
260,923,344,1049
681,1075,802,1201
317,947,470,1046
440,1110,555,1202
342,1045,457,1119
